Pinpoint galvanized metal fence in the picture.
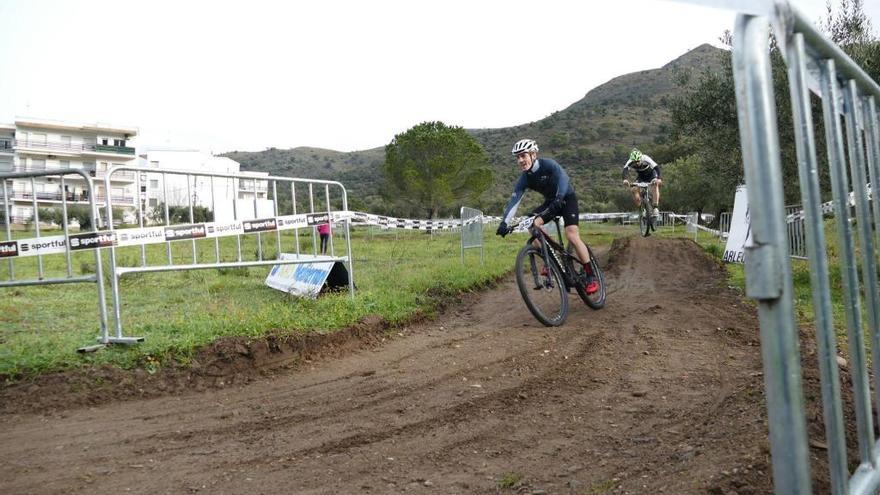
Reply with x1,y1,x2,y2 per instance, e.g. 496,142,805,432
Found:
0,169,111,349
785,205,807,260
460,206,483,264
732,2,880,493
718,211,731,240
101,166,355,342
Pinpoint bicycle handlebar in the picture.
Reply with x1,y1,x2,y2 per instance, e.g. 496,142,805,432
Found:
628,181,657,188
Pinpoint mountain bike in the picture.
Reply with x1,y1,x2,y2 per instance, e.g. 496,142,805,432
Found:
508,216,606,327
630,181,657,237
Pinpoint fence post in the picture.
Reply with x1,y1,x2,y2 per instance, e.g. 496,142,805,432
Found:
732,12,812,493
786,32,848,493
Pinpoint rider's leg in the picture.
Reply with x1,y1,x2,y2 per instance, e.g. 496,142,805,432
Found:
565,225,591,265
630,186,641,208
651,182,661,217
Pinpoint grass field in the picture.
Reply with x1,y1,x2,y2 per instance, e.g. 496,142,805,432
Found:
4,216,850,382
0,222,639,380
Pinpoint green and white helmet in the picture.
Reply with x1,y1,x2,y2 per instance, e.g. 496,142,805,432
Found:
629,148,643,162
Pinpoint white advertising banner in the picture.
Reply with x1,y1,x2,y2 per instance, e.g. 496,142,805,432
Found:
265,253,334,299
723,185,752,263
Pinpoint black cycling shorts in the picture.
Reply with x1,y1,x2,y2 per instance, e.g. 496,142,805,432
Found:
636,169,658,183
533,192,579,227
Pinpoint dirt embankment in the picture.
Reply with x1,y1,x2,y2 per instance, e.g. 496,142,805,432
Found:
0,237,850,494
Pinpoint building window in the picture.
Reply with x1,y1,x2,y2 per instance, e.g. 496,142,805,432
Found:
149,198,158,207
60,135,72,149
59,160,70,169
114,139,125,147
31,159,46,171
150,179,159,189
101,138,109,146
30,133,47,146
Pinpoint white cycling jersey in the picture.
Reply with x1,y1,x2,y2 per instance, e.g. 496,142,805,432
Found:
623,154,659,173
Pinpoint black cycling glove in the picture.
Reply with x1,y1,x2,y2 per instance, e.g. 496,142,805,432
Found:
496,221,509,237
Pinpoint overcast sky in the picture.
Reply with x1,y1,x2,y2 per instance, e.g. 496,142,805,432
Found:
0,0,877,153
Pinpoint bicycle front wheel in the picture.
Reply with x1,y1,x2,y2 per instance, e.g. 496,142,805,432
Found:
639,201,651,237
515,244,568,326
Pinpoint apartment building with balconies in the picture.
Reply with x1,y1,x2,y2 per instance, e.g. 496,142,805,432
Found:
138,149,271,222
0,117,138,225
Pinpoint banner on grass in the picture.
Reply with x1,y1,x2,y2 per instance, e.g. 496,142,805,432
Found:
265,253,335,299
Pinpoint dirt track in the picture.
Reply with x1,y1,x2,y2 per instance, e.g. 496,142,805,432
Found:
0,237,838,494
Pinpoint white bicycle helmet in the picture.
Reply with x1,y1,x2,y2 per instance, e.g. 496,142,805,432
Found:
511,139,539,155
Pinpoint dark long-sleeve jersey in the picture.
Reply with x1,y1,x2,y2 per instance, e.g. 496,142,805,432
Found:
500,157,574,224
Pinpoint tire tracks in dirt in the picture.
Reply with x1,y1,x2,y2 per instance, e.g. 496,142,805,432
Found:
0,236,839,494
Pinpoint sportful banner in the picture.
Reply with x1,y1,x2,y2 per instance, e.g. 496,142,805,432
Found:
0,210,461,259
723,185,752,263
0,208,658,260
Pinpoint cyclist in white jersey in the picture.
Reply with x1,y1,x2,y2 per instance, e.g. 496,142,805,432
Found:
622,148,662,218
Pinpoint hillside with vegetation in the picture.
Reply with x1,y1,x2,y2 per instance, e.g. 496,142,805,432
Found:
224,43,728,217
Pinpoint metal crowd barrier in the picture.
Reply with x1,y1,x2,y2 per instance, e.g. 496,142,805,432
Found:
732,1,880,493
786,205,807,260
102,166,354,342
718,211,731,240
459,206,484,264
0,170,111,350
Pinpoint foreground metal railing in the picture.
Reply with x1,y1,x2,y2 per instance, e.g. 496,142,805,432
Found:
0,170,110,349
730,1,880,493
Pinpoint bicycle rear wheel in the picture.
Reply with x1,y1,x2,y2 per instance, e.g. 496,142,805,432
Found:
515,244,568,326
568,244,606,310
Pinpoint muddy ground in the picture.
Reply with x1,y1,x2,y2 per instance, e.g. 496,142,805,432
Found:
0,237,852,494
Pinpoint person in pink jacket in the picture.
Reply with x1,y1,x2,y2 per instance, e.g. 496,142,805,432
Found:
318,222,331,254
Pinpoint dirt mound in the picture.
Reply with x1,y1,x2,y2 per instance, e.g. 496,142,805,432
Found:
0,235,851,494
0,315,390,414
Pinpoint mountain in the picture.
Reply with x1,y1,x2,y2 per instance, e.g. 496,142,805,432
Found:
223,43,728,215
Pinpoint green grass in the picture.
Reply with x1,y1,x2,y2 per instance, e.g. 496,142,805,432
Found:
496,472,523,489
1,224,634,380
682,218,867,344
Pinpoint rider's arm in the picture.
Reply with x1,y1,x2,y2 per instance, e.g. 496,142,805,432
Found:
622,160,632,180
551,161,571,202
500,174,528,224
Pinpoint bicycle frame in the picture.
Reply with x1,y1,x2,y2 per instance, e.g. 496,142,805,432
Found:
631,181,656,236
526,218,578,288
631,181,655,207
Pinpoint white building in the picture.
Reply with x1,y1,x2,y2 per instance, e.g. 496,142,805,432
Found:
0,117,138,225
138,149,272,222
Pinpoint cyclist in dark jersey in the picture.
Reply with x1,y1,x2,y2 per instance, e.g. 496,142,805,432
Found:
495,139,599,294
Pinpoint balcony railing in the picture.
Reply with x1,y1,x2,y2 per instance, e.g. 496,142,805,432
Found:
90,169,136,181
1,190,135,205
13,139,135,156
0,165,135,180
238,184,269,192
